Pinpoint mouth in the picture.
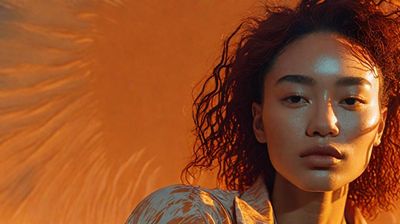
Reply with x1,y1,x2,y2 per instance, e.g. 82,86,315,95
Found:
300,145,344,159
299,145,344,168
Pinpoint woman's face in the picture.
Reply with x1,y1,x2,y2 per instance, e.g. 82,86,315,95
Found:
252,32,387,192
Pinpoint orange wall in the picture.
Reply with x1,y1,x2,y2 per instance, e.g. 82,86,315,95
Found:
0,0,397,223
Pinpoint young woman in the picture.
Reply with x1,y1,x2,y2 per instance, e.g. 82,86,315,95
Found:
127,0,400,223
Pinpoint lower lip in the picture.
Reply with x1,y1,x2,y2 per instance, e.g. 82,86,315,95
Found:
302,155,342,168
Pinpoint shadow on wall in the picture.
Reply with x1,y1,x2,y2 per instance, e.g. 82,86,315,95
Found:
0,0,398,223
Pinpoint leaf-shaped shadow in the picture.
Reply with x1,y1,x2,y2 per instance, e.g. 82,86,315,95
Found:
0,1,163,223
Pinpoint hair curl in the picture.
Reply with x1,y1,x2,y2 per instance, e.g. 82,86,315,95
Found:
181,0,400,219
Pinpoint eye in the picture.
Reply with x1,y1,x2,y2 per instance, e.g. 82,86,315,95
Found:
340,97,366,106
282,95,309,105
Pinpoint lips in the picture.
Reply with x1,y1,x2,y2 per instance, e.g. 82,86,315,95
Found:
299,145,344,159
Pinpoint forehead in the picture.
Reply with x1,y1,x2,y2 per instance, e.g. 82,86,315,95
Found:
265,32,379,88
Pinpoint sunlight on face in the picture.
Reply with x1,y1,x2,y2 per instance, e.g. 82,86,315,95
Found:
254,32,386,192
314,56,340,75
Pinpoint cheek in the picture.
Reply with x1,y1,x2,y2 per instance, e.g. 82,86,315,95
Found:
339,105,381,142
338,106,381,175
262,103,307,156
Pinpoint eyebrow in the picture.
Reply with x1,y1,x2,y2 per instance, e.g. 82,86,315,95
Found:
274,74,372,87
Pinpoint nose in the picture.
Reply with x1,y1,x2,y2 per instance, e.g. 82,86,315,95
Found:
306,100,339,137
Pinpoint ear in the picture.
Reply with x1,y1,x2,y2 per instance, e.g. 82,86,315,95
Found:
373,106,387,147
252,102,267,143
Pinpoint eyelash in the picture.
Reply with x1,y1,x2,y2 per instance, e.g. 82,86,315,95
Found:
282,95,308,105
282,95,366,107
341,97,366,106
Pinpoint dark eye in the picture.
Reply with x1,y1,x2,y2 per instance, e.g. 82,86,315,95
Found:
341,97,365,106
344,98,357,105
282,95,308,105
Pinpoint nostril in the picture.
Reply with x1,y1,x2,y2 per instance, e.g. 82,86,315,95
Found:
307,123,340,137
306,115,340,137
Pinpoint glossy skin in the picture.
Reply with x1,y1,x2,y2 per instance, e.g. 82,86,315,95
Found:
252,32,387,223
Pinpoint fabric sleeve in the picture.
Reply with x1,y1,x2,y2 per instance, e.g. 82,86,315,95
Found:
125,185,232,224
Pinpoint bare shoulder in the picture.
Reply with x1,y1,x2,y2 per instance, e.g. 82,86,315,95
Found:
126,184,235,224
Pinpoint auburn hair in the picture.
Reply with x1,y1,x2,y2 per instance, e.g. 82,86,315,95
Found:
181,0,400,219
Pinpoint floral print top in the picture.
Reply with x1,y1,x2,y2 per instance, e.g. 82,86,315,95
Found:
126,175,367,224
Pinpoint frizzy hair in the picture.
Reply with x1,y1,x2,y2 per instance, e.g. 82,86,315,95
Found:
180,0,400,219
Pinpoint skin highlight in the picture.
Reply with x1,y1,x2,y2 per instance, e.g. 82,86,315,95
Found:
252,32,387,224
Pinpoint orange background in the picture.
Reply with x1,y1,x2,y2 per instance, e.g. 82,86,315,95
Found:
0,0,398,223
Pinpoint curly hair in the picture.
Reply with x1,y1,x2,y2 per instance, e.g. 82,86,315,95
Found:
181,0,400,219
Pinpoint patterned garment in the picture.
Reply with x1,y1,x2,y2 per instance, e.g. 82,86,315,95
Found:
126,175,367,224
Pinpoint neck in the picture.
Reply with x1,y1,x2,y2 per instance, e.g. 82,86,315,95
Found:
271,173,348,224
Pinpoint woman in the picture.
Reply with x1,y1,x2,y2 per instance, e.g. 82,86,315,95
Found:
127,0,400,223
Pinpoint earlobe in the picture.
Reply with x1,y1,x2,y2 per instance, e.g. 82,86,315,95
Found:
252,102,267,143
374,107,387,147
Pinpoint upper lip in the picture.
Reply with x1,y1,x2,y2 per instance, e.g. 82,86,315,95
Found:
300,145,344,159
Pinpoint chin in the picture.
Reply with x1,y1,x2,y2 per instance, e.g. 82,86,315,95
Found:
293,172,346,192
297,183,338,192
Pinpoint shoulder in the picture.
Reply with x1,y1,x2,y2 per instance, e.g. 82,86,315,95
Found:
126,184,236,224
